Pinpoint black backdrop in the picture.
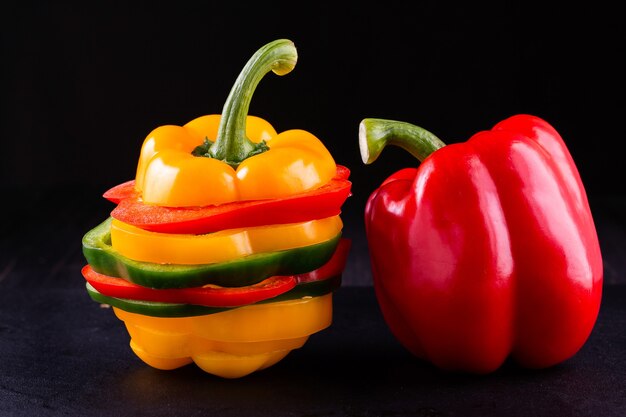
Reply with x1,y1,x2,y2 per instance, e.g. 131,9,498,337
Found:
2,1,624,284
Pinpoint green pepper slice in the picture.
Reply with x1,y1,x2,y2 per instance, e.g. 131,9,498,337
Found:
82,218,341,289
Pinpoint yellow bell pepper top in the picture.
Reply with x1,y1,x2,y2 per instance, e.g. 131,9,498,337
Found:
133,39,337,208
135,115,336,207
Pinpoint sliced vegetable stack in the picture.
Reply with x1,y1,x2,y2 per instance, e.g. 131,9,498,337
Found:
81,39,352,378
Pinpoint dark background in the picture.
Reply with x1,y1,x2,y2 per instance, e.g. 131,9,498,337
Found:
1,3,625,417
1,1,624,285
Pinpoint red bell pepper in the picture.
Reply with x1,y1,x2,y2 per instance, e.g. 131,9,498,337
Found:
359,114,603,373
103,165,351,234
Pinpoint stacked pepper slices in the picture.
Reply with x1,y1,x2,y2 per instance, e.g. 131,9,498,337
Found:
80,39,352,378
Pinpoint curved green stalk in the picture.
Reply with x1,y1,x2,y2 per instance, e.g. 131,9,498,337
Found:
205,39,298,168
359,118,446,164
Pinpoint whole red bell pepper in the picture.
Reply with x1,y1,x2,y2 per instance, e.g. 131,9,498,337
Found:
359,114,603,373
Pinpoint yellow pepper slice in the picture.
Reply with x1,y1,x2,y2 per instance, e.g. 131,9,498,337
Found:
133,40,337,208
110,216,343,264
113,293,332,378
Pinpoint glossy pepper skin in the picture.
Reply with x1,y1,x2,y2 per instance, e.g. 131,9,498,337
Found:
360,114,603,373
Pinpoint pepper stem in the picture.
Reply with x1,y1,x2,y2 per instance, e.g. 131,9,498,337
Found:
207,39,298,168
359,118,446,164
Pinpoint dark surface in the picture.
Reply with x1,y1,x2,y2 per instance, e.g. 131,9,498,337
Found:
0,279,626,417
0,188,625,417
1,276,625,417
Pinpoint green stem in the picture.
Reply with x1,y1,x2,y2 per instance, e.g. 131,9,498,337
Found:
207,39,298,168
359,118,446,164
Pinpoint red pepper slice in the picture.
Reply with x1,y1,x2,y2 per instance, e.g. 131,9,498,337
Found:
103,181,136,204
104,165,351,234
82,266,296,308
